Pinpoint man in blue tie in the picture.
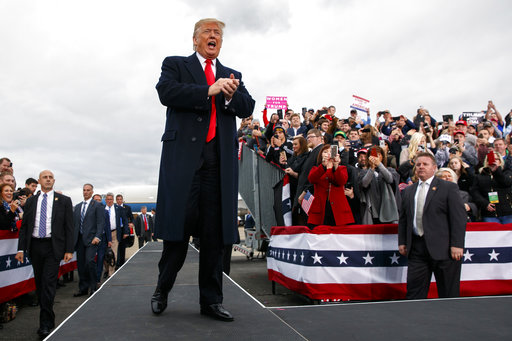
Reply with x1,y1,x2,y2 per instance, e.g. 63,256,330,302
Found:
73,184,105,296
15,170,74,339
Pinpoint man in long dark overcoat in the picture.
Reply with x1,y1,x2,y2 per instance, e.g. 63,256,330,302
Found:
151,18,255,322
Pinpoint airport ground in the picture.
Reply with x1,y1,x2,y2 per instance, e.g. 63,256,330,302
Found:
0,227,304,340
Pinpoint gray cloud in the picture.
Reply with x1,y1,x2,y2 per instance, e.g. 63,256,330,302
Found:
1,0,511,204
183,0,292,34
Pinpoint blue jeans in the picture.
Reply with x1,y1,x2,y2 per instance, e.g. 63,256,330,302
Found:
482,214,512,224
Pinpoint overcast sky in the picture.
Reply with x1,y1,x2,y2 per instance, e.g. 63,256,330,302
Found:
1,0,511,202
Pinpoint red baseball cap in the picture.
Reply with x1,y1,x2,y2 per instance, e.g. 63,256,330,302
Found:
455,120,467,126
453,130,465,136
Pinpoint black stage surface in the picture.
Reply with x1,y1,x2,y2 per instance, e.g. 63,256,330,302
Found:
48,242,512,341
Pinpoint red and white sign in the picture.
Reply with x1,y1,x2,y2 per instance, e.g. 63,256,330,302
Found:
266,96,288,110
0,230,76,303
350,95,370,113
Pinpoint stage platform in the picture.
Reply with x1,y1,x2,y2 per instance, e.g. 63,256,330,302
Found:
48,242,512,340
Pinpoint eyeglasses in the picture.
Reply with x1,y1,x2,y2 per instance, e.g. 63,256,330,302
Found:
307,135,320,140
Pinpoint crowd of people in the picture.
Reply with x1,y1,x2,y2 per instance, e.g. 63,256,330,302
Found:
238,100,512,227
0,160,156,335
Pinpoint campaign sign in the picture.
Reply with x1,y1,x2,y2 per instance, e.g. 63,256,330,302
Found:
266,96,288,110
350,95,370,112
460,112,485,125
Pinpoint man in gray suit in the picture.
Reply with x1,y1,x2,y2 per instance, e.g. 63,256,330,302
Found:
399,152,466,298
73,183,105,296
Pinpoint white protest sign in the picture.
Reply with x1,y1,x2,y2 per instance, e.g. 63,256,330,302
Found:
350,95,370,113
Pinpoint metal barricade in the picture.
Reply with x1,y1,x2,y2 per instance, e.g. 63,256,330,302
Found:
235,144,284,258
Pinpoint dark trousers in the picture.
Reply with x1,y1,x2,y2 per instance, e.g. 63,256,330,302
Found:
138,230,151,249
30,238,60,330
76,234,98,293
96,238,107,281
157,137,224,306
138,236,145,249
406,235,462,299
116,237,126,269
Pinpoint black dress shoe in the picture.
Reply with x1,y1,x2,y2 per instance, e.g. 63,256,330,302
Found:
73,290,88,297
200,304,234,322
151,288,168,315
38,327,51,339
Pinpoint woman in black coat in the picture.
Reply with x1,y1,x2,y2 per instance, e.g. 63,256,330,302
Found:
0,184,20,231
265,126,293,169
284,136,309,224
470,152,512,223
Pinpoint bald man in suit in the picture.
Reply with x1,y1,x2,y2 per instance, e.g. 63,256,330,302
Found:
15,170,74,339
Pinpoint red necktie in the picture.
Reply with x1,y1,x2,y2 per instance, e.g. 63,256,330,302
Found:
204,59,216,142
143,215,148,231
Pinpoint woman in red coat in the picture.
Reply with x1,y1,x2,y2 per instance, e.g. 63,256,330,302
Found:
307,145,355,227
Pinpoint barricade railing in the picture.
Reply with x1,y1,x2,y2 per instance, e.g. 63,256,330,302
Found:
237,144,284,257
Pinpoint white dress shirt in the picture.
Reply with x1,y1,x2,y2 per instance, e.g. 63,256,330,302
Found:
196,52,231,106
413,175,434,235
106,205,117,230
33,190,54,238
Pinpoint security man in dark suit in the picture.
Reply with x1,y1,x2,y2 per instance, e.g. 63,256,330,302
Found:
134,205,153,248
73,183,105,296
399,152,466,298
151,18,254,321
115,194,134,267
92,193,112,285
15,170,74,339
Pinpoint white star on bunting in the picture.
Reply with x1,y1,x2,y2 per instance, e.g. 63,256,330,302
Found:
311,252,323,264
362,252,374,265
463,250,474,262
488,249,500,261
337,253,348,265
389,253,400,265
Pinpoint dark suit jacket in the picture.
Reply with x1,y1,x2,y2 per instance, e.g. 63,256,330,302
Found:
106,205,129,240
102,208,112,242
286,126,307,138
398,177,466,260
17,192,74,261
294,144,324,208
73,200,105,247
120,204,134,224
0,205,16,230
154,53,255,244
134,213,153,237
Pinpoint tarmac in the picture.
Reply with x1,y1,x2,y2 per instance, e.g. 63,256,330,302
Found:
0,228,304,340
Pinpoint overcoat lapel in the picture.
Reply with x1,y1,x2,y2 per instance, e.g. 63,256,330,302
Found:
185,54,207,86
